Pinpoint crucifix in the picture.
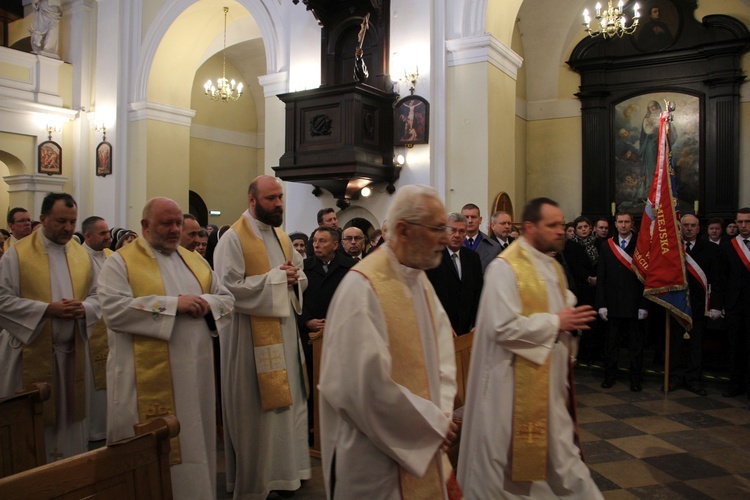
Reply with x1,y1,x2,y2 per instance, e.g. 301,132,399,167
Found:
353,13,370,82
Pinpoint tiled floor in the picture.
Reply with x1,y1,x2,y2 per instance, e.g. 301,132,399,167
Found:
215,366,750,499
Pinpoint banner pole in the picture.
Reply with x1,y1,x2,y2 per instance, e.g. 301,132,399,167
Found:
664,313,671,395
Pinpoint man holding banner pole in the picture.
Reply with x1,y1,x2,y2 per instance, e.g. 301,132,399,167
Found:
631,100,693,395
667,214,723,395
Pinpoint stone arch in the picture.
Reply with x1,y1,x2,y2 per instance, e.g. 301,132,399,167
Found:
133,0,286,104
337,206,379,234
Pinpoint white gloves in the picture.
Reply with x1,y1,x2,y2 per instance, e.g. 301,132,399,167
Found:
598,308,608,321
638,309,648,320
709,309,722,320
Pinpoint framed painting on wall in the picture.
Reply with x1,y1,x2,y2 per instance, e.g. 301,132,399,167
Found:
394,95,429,146
38,140,62,175
96,141,112,177
613,92,700,216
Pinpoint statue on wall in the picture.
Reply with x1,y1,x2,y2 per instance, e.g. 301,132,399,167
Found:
30,0,62,59
353,13,370,82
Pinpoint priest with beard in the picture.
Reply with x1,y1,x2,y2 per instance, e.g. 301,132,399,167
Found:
214,175,311,498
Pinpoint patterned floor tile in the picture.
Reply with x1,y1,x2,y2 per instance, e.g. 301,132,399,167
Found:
666,411,732,429
655,429,732,453
685,474,750,498
671,396,734,411
632,398,696,416
577,392,634,408
702,424,750,446
590,468,624,492
581,420,647,440
642,453,728,481
608,434,685,458
704,406,750,425
698,447,750,474
589,459,677,489
623,415,692,435
577,406,617,424
596,403,657,419
625,482,711,500
582,440,635,464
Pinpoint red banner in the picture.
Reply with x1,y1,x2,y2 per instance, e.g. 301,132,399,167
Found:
632,103,692,329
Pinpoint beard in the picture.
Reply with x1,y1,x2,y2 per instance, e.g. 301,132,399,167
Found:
255,203,284,227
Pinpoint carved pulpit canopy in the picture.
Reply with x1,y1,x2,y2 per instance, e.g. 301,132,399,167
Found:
274,0,396,205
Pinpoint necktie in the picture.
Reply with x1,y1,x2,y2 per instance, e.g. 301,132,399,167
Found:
621,239,627,249
354,257,360,262
322,263,329,273
745,239,750,251
452,253,461,280
685,242,692,253
467,237,474,246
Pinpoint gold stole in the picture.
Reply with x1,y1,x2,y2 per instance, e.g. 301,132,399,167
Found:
4,236,14,251
119,238,212,464
500,242,566,482
231,216,294,411
89,248,113,390
16,231,92,427
355,250,446,499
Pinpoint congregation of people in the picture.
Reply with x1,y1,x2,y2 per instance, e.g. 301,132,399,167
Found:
2,178,750,499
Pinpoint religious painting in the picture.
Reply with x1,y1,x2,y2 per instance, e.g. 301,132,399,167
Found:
394,95,429,146
96,141,112,177
634,0,679,52
38,140,61,175
613,92,700,216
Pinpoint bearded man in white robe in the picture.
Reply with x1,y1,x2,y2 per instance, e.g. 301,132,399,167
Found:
319,185,459,499
214,175,310,499
0,193,99,462
98,197,234,500
81,215,112,442
457,197,601,499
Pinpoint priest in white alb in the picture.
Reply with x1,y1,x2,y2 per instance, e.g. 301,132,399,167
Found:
0,193,99,462
81,215,113,442
213,175,310,499
319,185,460,499
98,197,234,500
457,197,602,499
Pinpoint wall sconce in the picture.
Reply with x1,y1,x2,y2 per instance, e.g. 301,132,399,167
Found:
45,123,62,141
360,186,372,198
95,123,107,142
394,154,405,166
400,67,419,95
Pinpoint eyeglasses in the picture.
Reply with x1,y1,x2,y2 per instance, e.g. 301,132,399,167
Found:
12,218,31,224
342,236,365,242
406,221,451,235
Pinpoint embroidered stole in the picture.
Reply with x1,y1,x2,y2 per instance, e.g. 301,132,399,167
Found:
231,216,294,411
354,250,449,499
501,242,567,482
16,231,91,427
89,248,113,390
119,238,212,464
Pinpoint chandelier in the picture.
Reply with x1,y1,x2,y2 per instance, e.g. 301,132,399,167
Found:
204,7,243,102
583,1,640,39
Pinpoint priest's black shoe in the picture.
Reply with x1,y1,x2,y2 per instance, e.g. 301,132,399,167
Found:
630,382,642,392
722,386,746,398
601,379,615,389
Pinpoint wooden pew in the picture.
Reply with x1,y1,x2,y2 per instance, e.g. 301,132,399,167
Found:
0,416,180,499
453,331,474,410
0,382,50,478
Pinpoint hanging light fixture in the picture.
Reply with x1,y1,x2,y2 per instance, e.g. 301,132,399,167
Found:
204,7,243,102
583,1,640,39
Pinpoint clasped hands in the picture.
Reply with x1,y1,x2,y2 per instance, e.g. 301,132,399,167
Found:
45,298,85,319
280,260,300,287
177,295,210,318
441,413,459,453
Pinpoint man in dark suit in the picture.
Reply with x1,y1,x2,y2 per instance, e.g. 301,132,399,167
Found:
462,203,500,271
668,214,723,395
298,226,354,440
489,210,514,253
426,213,483,336
720,207,750,398
597,212,648,391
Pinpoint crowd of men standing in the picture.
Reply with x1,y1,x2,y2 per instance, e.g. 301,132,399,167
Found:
1,179,749,499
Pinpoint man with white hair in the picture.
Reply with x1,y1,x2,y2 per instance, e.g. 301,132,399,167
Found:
319,184,459,498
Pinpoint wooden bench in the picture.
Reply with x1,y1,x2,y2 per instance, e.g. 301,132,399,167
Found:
0,382,50,478
0,416,180,499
